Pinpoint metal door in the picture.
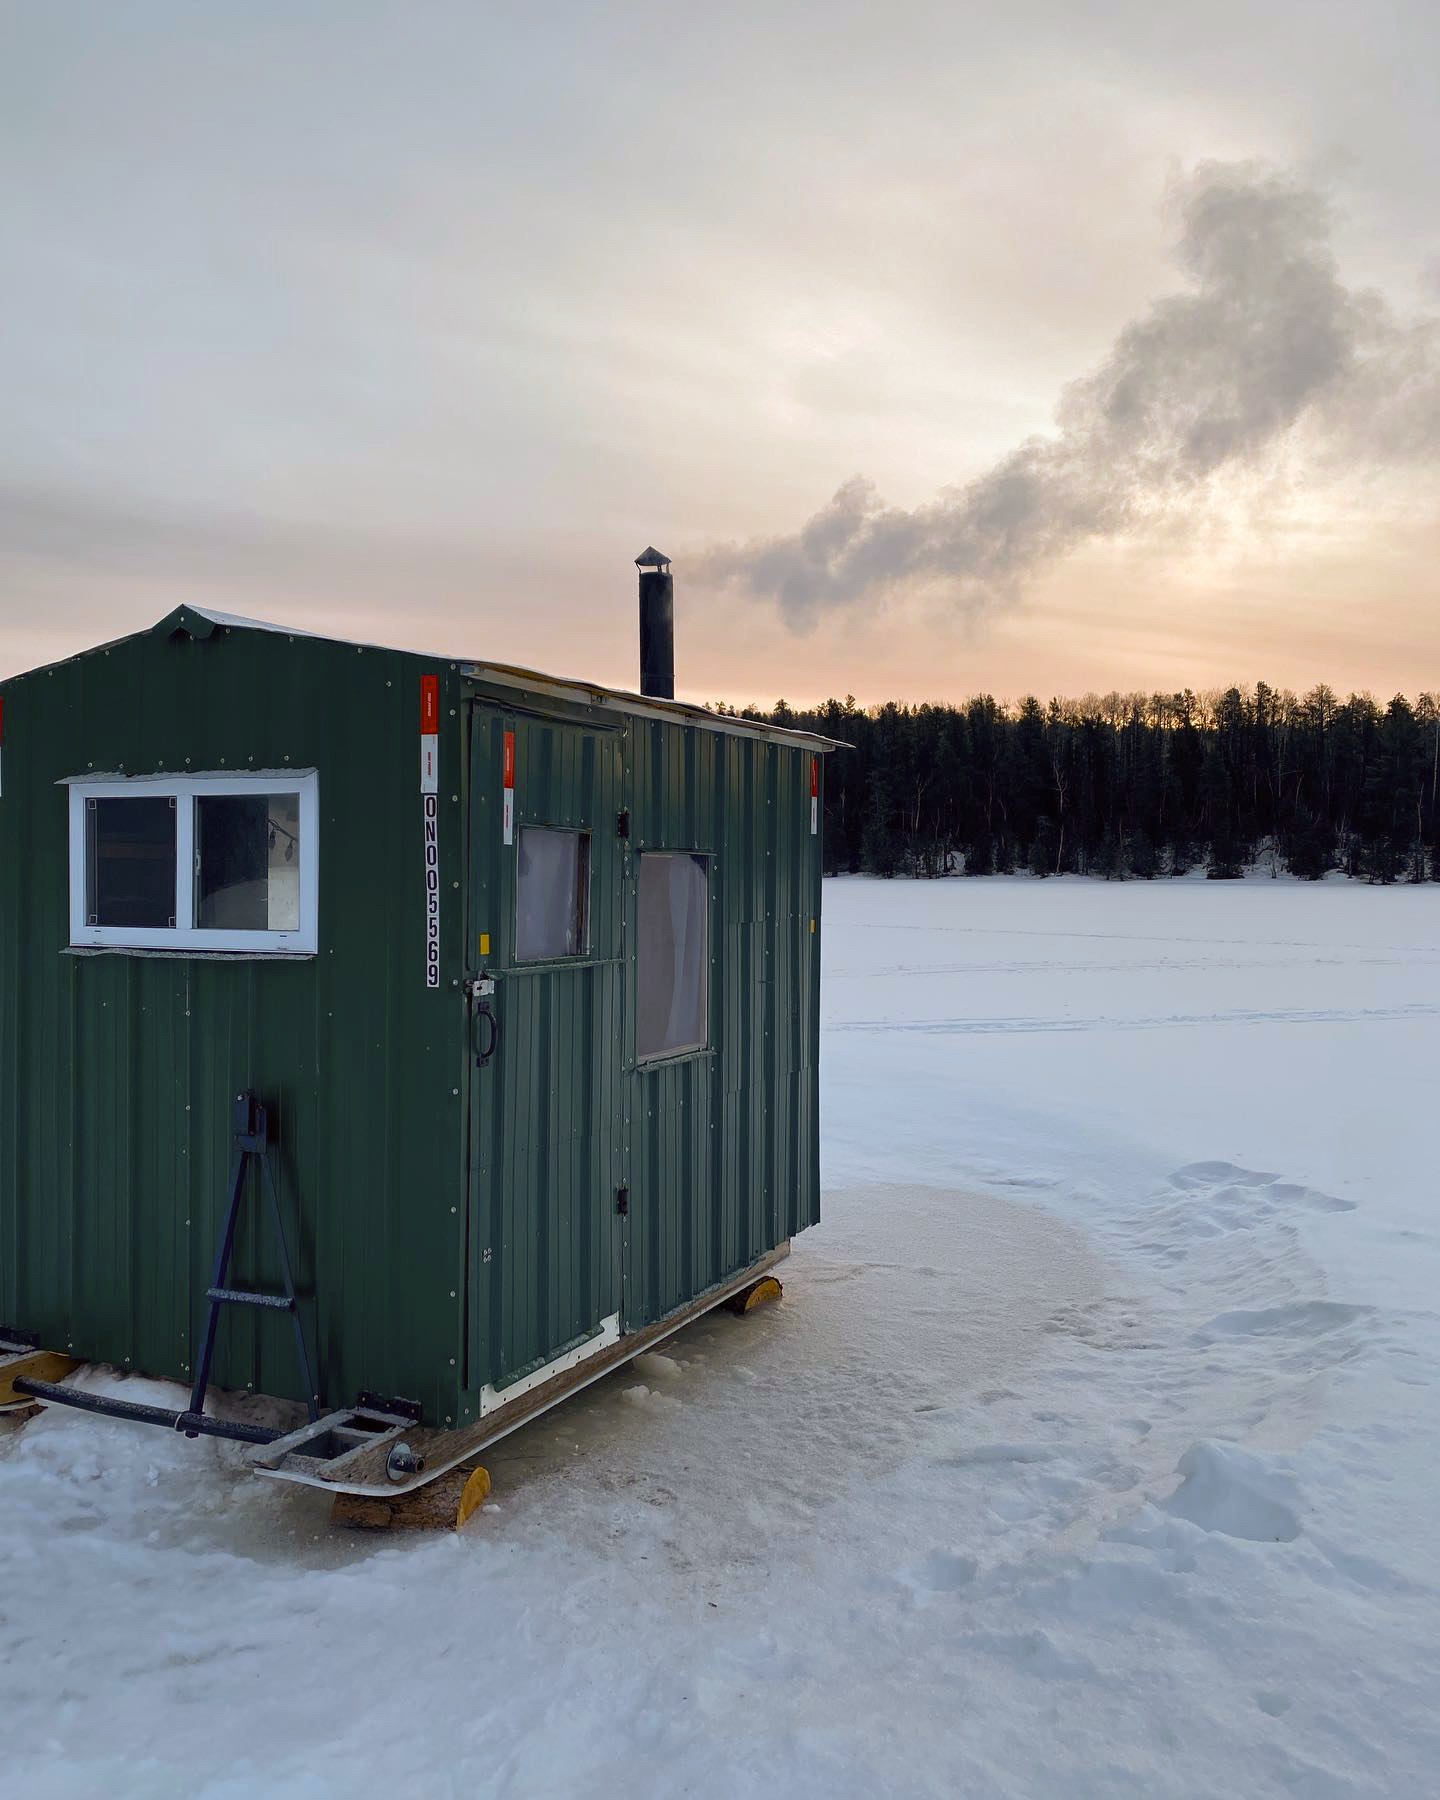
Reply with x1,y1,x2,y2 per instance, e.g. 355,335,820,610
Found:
463,703,625,1403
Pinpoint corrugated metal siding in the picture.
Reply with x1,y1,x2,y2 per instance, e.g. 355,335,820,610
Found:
621,718,821,1333
0,621,469,1422
463,704,625,1418
458,696,823,1404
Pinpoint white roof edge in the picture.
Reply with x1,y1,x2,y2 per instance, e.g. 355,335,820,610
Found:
187,612,839,745
462,662,844,751
185,605,328,639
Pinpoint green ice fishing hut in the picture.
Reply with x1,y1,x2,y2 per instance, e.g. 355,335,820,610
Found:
0,552,835,1439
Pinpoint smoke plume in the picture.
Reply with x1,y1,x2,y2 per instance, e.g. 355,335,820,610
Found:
703,162,1440,624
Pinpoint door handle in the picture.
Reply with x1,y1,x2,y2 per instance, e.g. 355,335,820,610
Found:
475,1001,500,1067
465,974,501,1068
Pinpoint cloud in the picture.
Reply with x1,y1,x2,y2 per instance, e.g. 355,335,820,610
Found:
701,162,1440,626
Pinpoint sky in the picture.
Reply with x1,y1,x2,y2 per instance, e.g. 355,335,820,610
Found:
2,1,1438,706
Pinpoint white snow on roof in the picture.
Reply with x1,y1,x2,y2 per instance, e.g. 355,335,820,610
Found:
183,604,326,638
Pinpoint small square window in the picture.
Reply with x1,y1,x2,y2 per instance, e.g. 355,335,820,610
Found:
515,827,590,961
637,853,708,1060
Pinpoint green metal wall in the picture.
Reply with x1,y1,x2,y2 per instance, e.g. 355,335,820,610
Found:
619,718,822,1334
452,689,822,1428
462,702,627,1410
0,613,470,1423
0,616,825,1431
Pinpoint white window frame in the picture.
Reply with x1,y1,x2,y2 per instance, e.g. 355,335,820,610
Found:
66,770,319,955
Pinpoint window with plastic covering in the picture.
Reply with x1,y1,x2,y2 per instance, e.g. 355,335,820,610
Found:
515,827,591,961
636,852,709,1060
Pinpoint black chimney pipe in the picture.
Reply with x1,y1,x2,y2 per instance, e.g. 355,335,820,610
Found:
635,546,674,700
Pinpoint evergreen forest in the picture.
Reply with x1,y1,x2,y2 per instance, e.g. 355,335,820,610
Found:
718,686,1440,882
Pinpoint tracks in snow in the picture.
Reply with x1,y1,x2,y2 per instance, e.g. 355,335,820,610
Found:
834,1002,1440,1035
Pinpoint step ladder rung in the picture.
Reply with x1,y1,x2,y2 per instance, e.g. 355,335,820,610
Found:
206,1285,296,1311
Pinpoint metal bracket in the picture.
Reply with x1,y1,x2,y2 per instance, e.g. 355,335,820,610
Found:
249,1403,423,1480
357,1390,424,1425
188,1090,319,1436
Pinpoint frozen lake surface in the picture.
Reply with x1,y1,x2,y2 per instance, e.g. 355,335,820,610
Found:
4,875,1438,1798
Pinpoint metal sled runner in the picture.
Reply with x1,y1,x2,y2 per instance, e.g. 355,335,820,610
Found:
2,1247,787,1522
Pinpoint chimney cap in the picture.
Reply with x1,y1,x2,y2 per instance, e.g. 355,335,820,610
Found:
634,546,671,571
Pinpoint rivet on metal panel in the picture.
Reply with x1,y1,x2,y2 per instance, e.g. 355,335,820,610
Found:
451,1088,459,1097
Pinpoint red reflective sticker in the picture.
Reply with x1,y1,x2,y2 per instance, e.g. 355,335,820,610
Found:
420,674,440,735
503,731,516,789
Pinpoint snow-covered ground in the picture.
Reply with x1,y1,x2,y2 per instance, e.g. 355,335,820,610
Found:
4,876,1438,1798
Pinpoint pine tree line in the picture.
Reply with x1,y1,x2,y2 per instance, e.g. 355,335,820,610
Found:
717,686,1440,882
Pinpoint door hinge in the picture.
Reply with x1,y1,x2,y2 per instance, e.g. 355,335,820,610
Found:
616,808,630,839
615,1185,629,1216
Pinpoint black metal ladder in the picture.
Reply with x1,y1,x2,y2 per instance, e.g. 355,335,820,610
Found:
183,1090,319,1438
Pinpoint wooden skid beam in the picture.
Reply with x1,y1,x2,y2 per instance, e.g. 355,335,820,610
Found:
1,1350,78,1409
331,1465,491,1532
725,1275,784,1314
